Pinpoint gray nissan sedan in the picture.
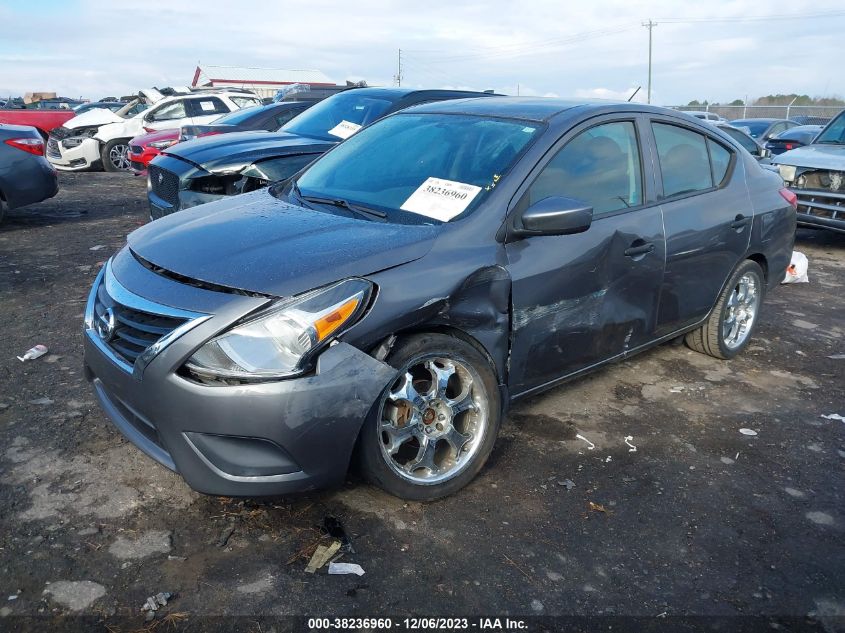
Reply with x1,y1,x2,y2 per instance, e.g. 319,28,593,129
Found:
83,98,796,501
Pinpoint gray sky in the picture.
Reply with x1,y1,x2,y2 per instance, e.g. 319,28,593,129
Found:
1,0,843,104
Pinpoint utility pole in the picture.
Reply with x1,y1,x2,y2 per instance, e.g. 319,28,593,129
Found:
642,20,657,104
395,48,402,87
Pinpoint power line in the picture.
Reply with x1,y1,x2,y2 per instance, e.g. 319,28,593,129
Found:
655,8,845,23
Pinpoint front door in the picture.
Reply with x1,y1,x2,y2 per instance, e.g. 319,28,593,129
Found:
506,117,666,396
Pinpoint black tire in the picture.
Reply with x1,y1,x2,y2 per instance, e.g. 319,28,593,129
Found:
358,333,502,501
0,197,5,225
685,260,765,359
101,139,131,172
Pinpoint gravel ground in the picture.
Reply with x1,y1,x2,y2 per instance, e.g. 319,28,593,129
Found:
0,172,843,631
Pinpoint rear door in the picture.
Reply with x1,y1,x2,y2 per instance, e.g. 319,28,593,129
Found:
647,117,753,336
506,115,666,395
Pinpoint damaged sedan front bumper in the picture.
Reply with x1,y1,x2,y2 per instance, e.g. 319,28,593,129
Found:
82,256,395,497
778,165,845,233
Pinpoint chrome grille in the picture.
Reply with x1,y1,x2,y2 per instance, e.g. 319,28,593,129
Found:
796,189,845,221
148,164,180,208
93,277,186,366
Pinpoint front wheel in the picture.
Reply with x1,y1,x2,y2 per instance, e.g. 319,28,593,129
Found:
685,260,765,359
101,139,131,172
358,333,501,501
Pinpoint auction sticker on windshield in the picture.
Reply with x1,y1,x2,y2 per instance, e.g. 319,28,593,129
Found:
328,120,362,139
400,177,482,222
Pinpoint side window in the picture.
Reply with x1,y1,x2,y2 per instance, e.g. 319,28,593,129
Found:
189,97,229,117
652,123,713,197
274,108,303,128
528,121,643,215
149,100,187,122
708,139,732,185
723,128,759,155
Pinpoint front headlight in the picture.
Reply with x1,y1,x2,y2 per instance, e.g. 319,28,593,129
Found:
778,164,797,183
185,278,372,380
149,139,177,149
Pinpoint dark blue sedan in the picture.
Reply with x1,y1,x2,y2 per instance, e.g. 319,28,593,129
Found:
0,123,58,223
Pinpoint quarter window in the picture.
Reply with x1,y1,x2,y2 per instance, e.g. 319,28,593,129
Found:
708,139,732,185
528,121,643,215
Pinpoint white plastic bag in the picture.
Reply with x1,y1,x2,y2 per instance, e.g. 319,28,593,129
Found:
782,251,809,284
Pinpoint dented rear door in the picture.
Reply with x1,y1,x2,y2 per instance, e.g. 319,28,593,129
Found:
505,115,666,396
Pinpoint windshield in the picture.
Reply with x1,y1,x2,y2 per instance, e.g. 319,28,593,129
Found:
115,99,148,119
815,112,845,144
292,113,542,224
730,120,771,138
281,91,393,141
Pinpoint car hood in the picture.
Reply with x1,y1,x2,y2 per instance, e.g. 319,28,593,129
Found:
131,128,179,146
64,108,124,129
127,189,440,297
163,131,335,173
772,144,845,170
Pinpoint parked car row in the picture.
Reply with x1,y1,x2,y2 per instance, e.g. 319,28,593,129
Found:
45,88,262,172
80,95,798,501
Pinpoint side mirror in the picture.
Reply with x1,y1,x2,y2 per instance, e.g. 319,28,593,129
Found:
515,196,593,237
759,147,772,159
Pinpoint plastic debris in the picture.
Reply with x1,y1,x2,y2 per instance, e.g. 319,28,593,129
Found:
305,540,341,573
782,251,809,284
328,562,365,576
557,479,575,490
323,516,355,554
821,414,845,422
89,244,106,251
828,354,845,360
588,501,608,514
739,428,758,436
576,434,596,450
141,592,172,613
605,456,612,463
624,436,637,452
17,344,48,362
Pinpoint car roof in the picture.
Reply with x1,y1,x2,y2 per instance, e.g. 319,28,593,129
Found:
402,97,682,122
730,118,787,124
339,87,494,101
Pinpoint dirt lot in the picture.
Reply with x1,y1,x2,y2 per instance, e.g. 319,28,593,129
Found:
0,172,843,631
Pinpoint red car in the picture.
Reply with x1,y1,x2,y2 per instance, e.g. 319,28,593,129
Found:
128,128,180,175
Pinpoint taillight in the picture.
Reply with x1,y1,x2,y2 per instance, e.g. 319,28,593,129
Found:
779,187,798,209
197,131,222,138
4,137,45,156
785,143,794,150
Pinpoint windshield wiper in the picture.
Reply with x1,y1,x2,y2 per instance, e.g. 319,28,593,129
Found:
300,193,387,221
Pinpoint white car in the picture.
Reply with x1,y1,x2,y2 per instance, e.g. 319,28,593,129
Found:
46,88,261,172
686,110,728,123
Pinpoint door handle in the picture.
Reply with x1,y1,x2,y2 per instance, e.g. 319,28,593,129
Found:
730,214,751,230
624,241,655,258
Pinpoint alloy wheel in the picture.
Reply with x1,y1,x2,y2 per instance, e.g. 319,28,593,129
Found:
378,357,488,484
109,144,130,171
722,272,760,350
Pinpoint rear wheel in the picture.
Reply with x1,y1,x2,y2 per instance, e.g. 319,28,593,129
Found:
358,333,501,501
101,139,131,172
685,260,764,359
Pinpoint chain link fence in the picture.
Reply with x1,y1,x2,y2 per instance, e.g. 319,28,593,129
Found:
667,105,844,125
